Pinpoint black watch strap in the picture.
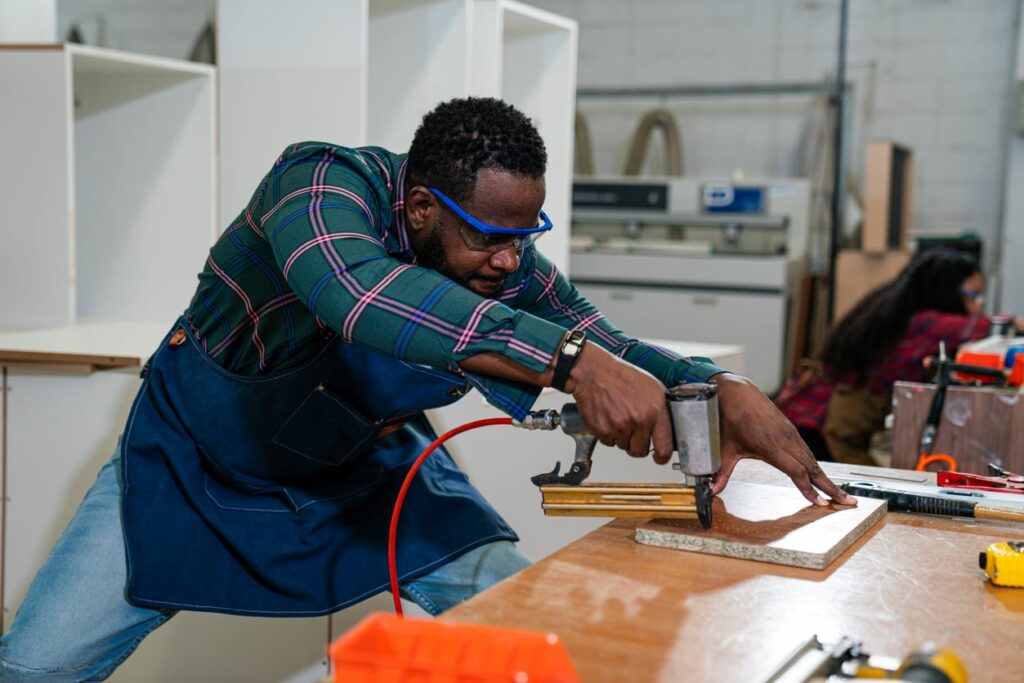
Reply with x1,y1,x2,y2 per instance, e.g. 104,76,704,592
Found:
551,329,587,392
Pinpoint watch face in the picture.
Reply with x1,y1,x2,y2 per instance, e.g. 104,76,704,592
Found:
564,330,586,356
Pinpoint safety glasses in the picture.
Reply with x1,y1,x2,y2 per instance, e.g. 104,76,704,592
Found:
429,187,553,253
960,288,985,303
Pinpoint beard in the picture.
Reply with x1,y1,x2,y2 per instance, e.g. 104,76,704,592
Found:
417,217,507,298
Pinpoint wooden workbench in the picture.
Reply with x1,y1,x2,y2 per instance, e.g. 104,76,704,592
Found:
443,460,1024,682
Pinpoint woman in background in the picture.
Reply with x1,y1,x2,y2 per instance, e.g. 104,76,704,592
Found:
777,248,1021,465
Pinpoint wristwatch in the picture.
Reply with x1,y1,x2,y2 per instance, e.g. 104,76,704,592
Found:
551,329,587,392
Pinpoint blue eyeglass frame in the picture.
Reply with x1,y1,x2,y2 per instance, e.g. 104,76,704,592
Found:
960,288,985,301
428,187,553,236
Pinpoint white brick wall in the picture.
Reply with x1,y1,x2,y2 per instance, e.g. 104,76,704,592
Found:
534,0,1019,271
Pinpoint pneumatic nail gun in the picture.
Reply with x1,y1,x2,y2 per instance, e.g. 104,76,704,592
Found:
516,383,721,528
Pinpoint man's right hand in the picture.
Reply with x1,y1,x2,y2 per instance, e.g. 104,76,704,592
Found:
562,342,675,464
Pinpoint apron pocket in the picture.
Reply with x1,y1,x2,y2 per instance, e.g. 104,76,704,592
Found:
204,474,295,513
272,384,380,466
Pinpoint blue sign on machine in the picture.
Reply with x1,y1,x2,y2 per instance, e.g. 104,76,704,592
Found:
702,184,765,214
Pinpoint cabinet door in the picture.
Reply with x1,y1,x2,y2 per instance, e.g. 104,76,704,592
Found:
1,369,329,681
575,283,785,393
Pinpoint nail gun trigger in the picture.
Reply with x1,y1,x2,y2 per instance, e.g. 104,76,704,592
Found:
531,461,562,487
530,460,591,487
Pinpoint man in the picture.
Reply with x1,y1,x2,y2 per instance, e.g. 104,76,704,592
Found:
0,97,854,681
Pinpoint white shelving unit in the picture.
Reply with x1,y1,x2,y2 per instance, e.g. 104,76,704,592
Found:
0,44,216,330
0,3,577,678
217,0,369,227
218,0,577,274
367,0,474,151
471,0,577,275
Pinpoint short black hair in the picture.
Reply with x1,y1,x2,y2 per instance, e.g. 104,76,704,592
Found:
405,97,547,202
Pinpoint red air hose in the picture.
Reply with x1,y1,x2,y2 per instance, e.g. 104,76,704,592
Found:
388,417,513,615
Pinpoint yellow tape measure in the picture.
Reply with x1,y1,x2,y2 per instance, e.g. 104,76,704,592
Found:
979,541,1024,587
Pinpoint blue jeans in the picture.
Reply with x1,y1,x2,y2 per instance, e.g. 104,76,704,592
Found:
0,453,529,682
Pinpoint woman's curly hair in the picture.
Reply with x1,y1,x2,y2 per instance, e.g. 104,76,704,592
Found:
406,97,547,201
821,248,981,382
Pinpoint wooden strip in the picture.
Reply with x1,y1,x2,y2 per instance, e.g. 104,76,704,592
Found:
0,44,63,51
542,509,698,519
542,490,695,502
1,363,96,375
0,349,139,370
543,502,696,511
539,482,697,519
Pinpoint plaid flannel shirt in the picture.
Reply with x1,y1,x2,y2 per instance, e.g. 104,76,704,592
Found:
777,310,989,431
185,143,726,420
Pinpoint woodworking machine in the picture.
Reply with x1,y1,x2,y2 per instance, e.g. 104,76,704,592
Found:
516,382,721,528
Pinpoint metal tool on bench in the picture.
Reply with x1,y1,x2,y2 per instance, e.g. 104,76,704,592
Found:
938,464,1024,495
761,635,967,683
840,480,1024,523
916,341,1010,472
517,382,721,529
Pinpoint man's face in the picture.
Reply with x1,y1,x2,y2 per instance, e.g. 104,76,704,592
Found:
411,169,546,298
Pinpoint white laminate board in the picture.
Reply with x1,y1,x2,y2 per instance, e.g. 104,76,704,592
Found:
0,1,55,42
217,0,368,227
67,43,214,77
368,0,472,151
0,48,74,329
470,1,577,278
73,64,216,322
498,2,576,278
0,320,171,360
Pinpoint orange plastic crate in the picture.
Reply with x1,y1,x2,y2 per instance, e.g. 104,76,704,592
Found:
329,612,581,683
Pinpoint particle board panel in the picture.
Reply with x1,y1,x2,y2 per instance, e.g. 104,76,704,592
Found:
635,481,887,569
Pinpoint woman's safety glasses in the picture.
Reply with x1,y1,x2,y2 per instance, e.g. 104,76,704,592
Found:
960,288,985,303
429,187,553,254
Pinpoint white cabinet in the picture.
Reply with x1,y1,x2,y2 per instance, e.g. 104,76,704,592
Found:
570,250,793,393
0,369,329,682
0,2,578,677
0,44,216,329
576,284,783,388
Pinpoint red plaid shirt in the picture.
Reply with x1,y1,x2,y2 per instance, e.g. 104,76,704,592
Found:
776,310,989,430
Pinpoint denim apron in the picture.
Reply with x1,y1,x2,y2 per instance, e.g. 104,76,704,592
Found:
119,318,516,616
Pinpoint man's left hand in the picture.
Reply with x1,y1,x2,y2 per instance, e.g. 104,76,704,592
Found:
709,373,857,507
